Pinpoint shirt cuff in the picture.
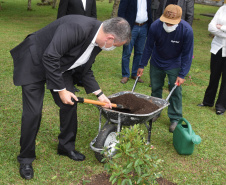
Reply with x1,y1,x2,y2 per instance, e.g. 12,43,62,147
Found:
53,88,66,92
220,25,226,32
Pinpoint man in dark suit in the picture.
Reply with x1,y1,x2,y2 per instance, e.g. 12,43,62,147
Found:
57,0,97,90
10,15,131,180
57,0,97,19
118,0,152,84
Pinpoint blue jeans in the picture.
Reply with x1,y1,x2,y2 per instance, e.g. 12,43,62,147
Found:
121,23,148,77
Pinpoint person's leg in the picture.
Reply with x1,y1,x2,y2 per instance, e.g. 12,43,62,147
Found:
132,24,148,80
150,64,166,98
166,68,182,132
121,26,137,81
50,71,78,152
18,81,45,179
215,54,226,114
203,52,222,106
51,71,85,161
18,81,45,164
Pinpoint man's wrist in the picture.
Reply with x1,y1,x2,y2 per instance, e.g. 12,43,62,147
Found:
96,91,103,98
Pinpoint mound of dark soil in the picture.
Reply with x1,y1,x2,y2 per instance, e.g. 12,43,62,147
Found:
78,172,177,185
109,94,159,114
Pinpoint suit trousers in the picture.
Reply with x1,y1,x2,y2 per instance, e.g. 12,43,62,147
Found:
203,49,226,112
17,71,78,164
150,64,182,123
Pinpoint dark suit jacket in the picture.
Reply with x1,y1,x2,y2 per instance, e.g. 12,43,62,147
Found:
118,0,152,30
155,0,194,26
57,0,97,19
10,15,102,94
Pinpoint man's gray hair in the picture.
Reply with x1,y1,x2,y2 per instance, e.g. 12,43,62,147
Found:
102,17,131,45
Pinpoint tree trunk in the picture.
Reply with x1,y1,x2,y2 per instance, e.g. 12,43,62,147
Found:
27,0,32,11
111,0,120,18
52,0,57,9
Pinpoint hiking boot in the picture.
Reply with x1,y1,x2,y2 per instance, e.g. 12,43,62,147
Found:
169,122,178,133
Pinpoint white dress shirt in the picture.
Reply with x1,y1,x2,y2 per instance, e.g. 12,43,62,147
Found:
81,0,86,10
67,24,101,70
54,24,102,91
136,0,148,23
208,4,226,57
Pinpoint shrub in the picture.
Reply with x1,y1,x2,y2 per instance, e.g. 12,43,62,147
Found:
103,124,163,185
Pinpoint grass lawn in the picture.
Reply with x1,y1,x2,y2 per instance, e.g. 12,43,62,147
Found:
0,0,225,184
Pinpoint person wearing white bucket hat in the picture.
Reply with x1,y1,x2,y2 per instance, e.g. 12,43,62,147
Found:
137,5,194,132
197,1,226,115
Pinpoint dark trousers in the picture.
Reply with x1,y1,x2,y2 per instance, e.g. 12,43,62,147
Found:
17,71,78,164
150,65,182,123
203,49,226,112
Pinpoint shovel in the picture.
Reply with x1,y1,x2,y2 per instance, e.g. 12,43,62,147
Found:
77,97,130,111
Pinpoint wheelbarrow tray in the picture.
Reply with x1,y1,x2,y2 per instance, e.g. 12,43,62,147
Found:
96,91,169,126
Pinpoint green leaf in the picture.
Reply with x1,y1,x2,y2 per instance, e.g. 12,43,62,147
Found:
122,179,128,185
101,158,106,162
141,174,150,178
137,166,141,176
117,179,122,185
137,177,142,184
113,153,122,159
51,175,57,180
112,178,117,184
134,159,140,167
126,142,131,150
109,173,117,182
128,179,132,185
127,162,133,169
122,168,132,174
144,154,151,160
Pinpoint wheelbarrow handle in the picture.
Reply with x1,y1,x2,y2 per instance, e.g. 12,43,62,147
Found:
132,76,140,92
165,83,178,102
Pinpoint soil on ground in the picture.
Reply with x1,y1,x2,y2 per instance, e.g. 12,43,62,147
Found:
109,94,159,114
78,172,177,185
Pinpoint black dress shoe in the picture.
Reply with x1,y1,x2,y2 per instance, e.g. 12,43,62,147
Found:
216,110,224,115
58,149,85,161
19,163,34,180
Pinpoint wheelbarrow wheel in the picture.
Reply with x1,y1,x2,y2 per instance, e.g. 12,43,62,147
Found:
94,124,118,163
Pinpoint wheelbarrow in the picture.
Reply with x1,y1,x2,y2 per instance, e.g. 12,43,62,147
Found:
90,78,178,163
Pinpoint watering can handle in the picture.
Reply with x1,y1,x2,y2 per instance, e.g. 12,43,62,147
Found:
177,118,192,135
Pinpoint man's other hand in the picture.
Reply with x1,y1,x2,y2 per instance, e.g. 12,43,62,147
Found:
58,89,78,105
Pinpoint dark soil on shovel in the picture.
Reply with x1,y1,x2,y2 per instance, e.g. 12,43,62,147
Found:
109,93,159,114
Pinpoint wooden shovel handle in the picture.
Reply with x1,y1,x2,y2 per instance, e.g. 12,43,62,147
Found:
83,98,118,108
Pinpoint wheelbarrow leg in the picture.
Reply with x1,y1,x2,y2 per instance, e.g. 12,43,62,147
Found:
146,119,153,144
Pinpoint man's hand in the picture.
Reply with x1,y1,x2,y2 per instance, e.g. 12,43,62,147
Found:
98,94,112,109
94,89,112,109
58,89,78,105
175,77,185,86
137,68,144,77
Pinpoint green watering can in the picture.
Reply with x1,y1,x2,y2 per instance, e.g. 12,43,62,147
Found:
173,118,201,155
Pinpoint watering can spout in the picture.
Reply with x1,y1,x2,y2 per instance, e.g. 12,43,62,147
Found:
192,135,201,145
